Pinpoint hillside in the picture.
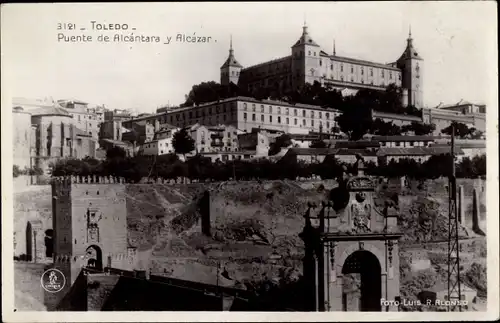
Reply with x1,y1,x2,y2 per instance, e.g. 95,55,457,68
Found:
13,178,487,310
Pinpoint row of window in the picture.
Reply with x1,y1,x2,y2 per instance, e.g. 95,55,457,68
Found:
70,113,103,122
162,103,237,123
242,103,336,119
243,112,334,128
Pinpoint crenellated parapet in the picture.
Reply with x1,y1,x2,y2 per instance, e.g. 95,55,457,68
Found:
50,175,184,187
51,175,128,185
54,254,73,263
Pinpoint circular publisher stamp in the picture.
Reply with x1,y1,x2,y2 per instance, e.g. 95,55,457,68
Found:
40,268,66,293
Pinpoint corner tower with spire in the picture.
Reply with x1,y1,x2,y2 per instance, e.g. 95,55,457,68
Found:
396,26,424,109
220,35,243,86
291,22,321,90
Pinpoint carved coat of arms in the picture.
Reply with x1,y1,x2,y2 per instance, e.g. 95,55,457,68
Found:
86,208,102,243
350,192,372,233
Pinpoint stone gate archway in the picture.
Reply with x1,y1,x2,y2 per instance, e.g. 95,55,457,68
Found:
341,250,381,311
85,245,103,271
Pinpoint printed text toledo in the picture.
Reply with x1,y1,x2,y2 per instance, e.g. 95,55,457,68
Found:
57,21,215,44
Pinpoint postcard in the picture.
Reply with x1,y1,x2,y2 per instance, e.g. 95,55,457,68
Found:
1,2,498,322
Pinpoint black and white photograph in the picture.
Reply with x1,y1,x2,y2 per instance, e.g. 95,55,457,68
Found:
1,2,498,321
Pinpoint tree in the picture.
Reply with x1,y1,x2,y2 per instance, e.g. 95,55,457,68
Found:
172,128,195,160
402,122,436,136
309,139,327,148
371,118,402,136
268,134,292,156
441,122,475,138
335,99,373,140
470,129,485,140
106,146,127,160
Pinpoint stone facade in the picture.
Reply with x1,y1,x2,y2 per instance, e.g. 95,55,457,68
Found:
123,97,341,135
221,25,422,108
13,107,33,169
300,157,402,311
12,104,97,173
49,177,138,307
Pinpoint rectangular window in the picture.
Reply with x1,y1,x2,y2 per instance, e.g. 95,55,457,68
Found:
361,68,364,75
294,109,298,116
252,114,256,121
278,116,281,123
261,115,264,122
269,106,273,113
294,118,297,125
340,65,343,72
311,120,314,127
319,111,322,118
244,113,247,120
302,110,306,117
252,104,256,112
286,117,289,124
311,111,315,118
390,72,393,79
326,112,330,119
269,116,272,123
261,105,264,112
302,119,306,126
351,67,354,73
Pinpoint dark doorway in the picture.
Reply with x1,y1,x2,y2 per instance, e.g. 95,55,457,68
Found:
26,222,33,262
86,245,103,271
44,229,53,258
341,250,382,311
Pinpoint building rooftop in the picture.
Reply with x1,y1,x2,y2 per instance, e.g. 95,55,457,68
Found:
292,25,320,48
377,146,464,156
201,150,256,155
287,147,338,156
437,100,486,110
396,31,423,63
327,54,401,71
57,98,88,105
241,56,291,72
371,135,436,142
372,110,423,122
30,105,71,117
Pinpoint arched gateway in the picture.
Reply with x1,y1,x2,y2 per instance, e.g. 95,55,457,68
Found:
300,156,402,312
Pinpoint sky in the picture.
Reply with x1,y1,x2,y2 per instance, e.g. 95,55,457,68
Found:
2,2,497,113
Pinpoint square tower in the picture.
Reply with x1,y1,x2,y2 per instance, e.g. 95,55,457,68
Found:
220,36,243,86
291,25,322,90
51,177,129,288
397,30,424,109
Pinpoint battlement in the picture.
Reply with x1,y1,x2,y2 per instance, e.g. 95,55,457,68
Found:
51,176,127,185
50,176,184,187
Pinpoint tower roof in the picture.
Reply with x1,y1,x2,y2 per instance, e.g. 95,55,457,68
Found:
397,27,423,62
221,36,243,69
292,24,320,48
